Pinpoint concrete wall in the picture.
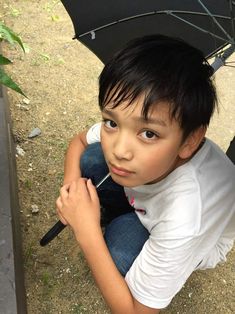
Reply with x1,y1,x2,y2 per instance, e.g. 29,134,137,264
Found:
0,87,27,314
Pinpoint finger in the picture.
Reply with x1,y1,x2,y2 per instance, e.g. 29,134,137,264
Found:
69,178,88,193
87,178,99,203
60,183,70,195
58,215,68,226
74,178,90,199
55,197,68,225
63,183,70,192
56,196,63,210
60,184,69,200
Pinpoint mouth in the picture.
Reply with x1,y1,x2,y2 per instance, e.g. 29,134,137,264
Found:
109,163,134,177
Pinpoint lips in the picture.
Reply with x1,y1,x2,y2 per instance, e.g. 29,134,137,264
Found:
110,163,134,177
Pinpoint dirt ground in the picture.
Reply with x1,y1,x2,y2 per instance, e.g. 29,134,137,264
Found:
1,1,235,313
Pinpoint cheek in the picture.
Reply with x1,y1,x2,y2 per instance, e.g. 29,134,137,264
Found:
140,145,179,171
100,130,110,156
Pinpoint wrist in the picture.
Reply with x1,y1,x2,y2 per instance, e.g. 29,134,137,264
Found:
63,176,80,186
76,225,103,249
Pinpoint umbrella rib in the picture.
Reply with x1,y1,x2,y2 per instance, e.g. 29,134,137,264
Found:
197,0,233,41
168,12,230,43
229,0,235,40
78,10,232,44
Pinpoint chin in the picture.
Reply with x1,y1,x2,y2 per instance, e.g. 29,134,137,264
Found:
110,173,142,188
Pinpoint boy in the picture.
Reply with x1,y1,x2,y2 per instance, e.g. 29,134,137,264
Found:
56,35,235,313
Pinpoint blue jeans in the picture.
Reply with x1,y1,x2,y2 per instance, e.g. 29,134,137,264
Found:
80,143,149,276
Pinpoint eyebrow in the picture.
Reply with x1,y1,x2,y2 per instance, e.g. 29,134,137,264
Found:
102,108,167,127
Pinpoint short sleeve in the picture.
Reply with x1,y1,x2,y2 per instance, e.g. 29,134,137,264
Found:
125,234,200,309
86,122,102,144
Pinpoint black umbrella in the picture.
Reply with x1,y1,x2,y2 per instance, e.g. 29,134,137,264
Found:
40,0,235,246
61,0,235,70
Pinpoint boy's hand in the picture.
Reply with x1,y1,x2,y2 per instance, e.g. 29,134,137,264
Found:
56,178,101,241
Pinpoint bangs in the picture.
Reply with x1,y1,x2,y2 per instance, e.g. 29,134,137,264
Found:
101,79,177,122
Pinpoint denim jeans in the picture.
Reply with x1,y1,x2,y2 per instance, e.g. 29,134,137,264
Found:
80,142,149,275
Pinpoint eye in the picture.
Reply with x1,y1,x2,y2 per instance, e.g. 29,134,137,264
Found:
103,119,117,129
140,130,158,140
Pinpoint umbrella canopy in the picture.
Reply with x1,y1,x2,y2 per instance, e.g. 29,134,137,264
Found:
61,0,235,64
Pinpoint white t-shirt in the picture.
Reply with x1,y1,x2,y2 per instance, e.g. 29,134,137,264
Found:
86,122,235,309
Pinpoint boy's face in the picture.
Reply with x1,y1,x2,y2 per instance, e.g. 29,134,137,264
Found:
100,95,189,187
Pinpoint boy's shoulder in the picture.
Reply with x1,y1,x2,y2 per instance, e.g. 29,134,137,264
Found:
189,138,235,177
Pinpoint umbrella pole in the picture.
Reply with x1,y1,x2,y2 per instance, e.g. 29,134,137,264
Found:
211,44,235,73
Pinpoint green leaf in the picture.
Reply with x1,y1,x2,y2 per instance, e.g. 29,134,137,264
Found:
0,54,12,65
0,68,26,96
0,22,25,52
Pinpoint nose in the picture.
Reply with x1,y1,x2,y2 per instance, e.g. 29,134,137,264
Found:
113,133,133,161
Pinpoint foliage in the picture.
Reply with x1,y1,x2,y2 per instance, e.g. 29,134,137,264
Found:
0,21,25,96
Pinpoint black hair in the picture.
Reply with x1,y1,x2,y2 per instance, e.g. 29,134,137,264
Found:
98,34,217,139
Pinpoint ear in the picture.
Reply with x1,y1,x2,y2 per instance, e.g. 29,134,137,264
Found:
179,127,206,159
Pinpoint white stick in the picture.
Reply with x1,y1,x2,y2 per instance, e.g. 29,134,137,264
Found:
95,173,110,188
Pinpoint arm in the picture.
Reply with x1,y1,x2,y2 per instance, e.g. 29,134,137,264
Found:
56,179,160,314
63,130,88,185
81,224,160,314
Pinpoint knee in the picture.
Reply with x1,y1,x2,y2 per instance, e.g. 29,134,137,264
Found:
80,142,102,170
104,217,133,276
106,241,132,276
80,142,108,179
104,213,149,276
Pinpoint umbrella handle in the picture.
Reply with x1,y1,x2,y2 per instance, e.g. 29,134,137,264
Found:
39,173,110,247
40,220,66,246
